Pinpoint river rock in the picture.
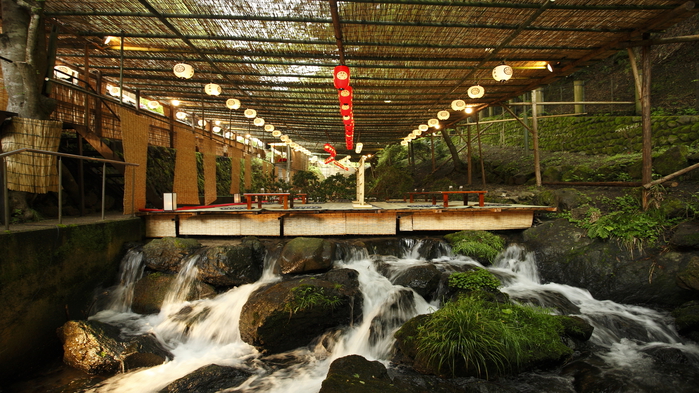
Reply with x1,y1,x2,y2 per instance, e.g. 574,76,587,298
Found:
390,264,442,302
319,355,405,393
132,272,216,314
522,218,697,308
276,237,337,274
142,237,202,273
670,221,699,250
57,320,172,375
672,300,699,341
239,268,362,354
197,237,265,287
158,364,252,393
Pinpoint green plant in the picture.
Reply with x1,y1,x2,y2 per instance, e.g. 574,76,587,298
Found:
284,284,342,315
448,269,501,292
444,230,506,263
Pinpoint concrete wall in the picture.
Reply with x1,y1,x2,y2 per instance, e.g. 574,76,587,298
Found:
0,218,143,386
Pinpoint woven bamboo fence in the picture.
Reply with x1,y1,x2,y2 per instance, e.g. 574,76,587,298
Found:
203,136,217,205
0,68,7,111
1,117,62,193
173,125,200,205
229,148,241,195
119,108,149,213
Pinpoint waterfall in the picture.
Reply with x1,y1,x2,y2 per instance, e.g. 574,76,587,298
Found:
85,241,699,393
104,248,145,313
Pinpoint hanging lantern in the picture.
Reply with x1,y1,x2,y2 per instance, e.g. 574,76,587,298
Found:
333,65,350,90
400,140,409,146
175,111,187,120
355,143,363,154
226,98,241,110
264,124,274,132
272,130,282,137
413,129,422,136
492,64,513,82
324,143,337,157
244,109,257,118
342,115,353,126
428,118,439,127
280,134,289,142
205,83,222,96
198,119,207,127
437,110,450,120
465,107,474,114
213,126,222,133
467,85,485,99
451,99,466,111
418,124,429,132
108,85,120,97
338,86,353,106
147,100,159,109
173,63,194,79
253,117,265,127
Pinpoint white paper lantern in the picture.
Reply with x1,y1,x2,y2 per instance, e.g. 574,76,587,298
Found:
175,111,187,120
171,99,181,106
205,83,222,96
264,124,275,132
108,85,120,97
272,130,282,137
253,117,265,127
451,99,466,111
401,140,409,146
213,126,222,133
428,118,439,127
55,66,72,80
413,129,422,136
244,109,257,118
437,110,450,120
147,100,159,109
226,98,241,110
198,119,207,127
418,124,429,132
492,64,513,82
355,142,363,154
173,63,194,79
280,135,289,141
467,85,485,99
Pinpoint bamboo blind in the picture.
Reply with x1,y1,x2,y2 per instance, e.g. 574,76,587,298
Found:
119,108,149,213
1,117,62,193
203,137,217,205
173,125,199,205
0,67,7,111
229,148,241,195
244,153,252,190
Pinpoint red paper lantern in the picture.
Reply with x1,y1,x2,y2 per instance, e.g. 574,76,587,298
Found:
342,114,353,126
338,86,353,106
324,143,337,157
345,135,354,150
333,65,350,89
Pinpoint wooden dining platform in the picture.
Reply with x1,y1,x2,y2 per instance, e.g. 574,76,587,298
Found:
139,198,556,238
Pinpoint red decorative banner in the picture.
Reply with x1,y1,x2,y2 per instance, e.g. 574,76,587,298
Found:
333,161,349,171
324,143,337,157
324,156,335,165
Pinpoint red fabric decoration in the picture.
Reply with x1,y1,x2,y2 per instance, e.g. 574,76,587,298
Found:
324,143,337,157
324,156,335,165
333,65,350,89
333,161,349,171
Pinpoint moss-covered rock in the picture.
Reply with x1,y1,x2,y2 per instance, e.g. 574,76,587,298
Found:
197,237,266,287
672,301,699,341
142,237,202,273
158,364,251,393
671,222,699,250
276,237,337,274
654,145,689,176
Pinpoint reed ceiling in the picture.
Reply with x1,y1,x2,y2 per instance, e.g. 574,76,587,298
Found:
36,0,699,154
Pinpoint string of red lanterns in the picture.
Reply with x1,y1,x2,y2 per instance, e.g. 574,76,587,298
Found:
333,65,354,150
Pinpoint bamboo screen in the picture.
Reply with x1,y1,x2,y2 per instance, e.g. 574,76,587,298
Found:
0,68,7,111
119,108,149,213
244,153,252,190
1,118,62,193
203,137,217,205
229,148,241,195
173,125,200,205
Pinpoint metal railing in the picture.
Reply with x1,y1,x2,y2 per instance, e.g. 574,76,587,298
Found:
0,148,139,231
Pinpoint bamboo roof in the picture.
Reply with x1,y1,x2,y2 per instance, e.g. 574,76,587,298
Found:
40,0,698,154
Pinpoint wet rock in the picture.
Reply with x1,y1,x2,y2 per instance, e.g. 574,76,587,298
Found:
390,264,442,302
552,188,585,212
672,300,699,340
158,364,252,393
132,272,216,314
654,145,688,176
368,289,417,347
142,237,202,273
319,355,405,393
671,221,699,250
239,268,362,354
558,315,594,342
57,320,172,375
276,237,336,274
197,237,265,287
676,256,699,291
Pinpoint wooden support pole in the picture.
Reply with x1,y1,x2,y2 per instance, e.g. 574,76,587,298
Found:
574,80,585,114
476,119,486,187
627,47,643,116
431,132,436,172
641,41,653,210
531,88,542,186
94,71,103,137
467,124,472,185
644,161,699,189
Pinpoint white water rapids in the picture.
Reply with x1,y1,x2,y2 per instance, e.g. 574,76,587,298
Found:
86,241,699,392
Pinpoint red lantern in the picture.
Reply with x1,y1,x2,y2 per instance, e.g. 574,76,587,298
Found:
324,143,337,157
338,86,353,106
340,102,352,117
345,135,354,150
342,114,353,126
333,65,350,89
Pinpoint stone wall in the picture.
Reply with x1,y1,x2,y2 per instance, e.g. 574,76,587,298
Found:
0,218,143,386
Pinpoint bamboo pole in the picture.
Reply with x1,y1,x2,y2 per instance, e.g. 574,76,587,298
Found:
531,88,542,186
641,41,652,210
643,161,699,189
476,119,486,187
467,124,472,185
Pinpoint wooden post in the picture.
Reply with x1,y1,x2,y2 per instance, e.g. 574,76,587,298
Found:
94,71,103,137
467,124,472,185
531,88,542,186
78,135,85,216
431,132,436,172
627,47,643,116
476,119,486,187
168,104,175,148
574,80,585,114
83,43,91,129
641,42,653,210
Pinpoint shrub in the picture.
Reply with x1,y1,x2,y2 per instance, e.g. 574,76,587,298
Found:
444,230,506,263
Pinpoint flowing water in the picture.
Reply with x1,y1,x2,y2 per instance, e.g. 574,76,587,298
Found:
83,240,699,393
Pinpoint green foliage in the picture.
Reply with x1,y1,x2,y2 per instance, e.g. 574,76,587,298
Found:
284,284,342,314
368,166,413,200
375,144,408,168
444,230,506,263
448,269,501,292
315,173,356,202
291,170,320,195
413,296,570,378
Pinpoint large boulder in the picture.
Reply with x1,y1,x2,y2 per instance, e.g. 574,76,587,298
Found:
390,264,442,302
670,221,699,250
197,237,266,287
319,355,405,393
522,219,697,308
239,268,362,354
654,145,689,176
276,237,337,274
132,272,216,314
57,320,172,375
142,237,202,273
158,364,252,393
